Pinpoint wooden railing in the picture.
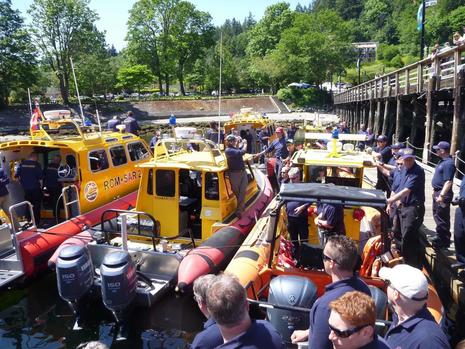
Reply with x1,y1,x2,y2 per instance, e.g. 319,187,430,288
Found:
334,45,465,104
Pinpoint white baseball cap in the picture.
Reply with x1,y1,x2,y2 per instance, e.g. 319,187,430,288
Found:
379,264,428,301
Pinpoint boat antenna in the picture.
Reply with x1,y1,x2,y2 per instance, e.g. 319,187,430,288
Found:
27,88,33,118
70,57,85,124
218,31,222,144
93,100,102,133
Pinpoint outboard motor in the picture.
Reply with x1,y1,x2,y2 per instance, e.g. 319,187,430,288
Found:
56,245,93,329
267,275,317,344
100,250,137,334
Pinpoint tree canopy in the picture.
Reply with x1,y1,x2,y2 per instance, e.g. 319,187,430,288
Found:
3,0,465,107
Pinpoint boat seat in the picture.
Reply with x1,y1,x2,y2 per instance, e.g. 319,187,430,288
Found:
369,285,388,320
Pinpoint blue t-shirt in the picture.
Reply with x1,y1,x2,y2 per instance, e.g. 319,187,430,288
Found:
225,147,246,171
431,156,455,192
360,335,392,349
192,318,223,349
286,201,309,219
385,306,450,349
265,137,289,159
309,276,371,349
123,116,139,134
375,145,393,165
390,167,403,193
258,130,270,146
15,159,43,191
0,168,9,197
317,203,345,234
216,319,284,349
398,163,425,205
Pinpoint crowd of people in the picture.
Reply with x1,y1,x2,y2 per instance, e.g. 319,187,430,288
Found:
191,237,450,349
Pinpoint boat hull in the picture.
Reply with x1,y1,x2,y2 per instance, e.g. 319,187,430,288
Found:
20,192,137,277
176,168,274,291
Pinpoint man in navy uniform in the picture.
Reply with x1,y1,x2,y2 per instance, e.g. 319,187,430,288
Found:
225,135,248,218
430,141,456,249
380,264,450,349
191,274,222,349
15,152,43,225
328,291,391,349
123,111,140,135
291,236,371,348
315,202,346,245
373,135,392,196
387,149,425,269
255,126,288,185
206,274,284,348
43,155,62,219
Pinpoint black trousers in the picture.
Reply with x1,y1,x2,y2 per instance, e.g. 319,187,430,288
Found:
376,169,391,197
24,189,42,225
454,205,465,265
287,216,308,259
399,204,425,269
432,191,452,244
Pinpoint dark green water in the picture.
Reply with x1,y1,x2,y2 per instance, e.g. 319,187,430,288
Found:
0,273,204,349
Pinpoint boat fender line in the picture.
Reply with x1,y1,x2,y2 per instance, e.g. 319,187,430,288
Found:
176,226,243,292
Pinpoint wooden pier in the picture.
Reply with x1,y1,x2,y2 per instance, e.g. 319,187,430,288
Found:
334,45,465,168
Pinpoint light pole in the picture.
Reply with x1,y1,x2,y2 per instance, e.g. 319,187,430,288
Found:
420,0,426,60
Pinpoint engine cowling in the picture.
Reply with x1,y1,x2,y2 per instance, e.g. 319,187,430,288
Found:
56,245,93,303
100,250,137,313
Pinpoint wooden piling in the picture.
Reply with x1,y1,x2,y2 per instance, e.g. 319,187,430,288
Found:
452,68,465,154
395,97,403,142
422,75,437,164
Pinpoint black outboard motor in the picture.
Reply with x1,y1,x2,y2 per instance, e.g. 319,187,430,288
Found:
56,245,93,329
267,275,317,344
100,250,137,334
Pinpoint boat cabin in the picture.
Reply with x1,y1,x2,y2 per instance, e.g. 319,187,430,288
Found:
136,137,259,241
223,108,276,153
0,112,150,220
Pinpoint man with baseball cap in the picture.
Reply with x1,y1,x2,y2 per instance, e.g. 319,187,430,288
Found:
373,135,392,196
380,265,450,349
225,134,248,218
255,126,288,186
431,141,456,249
387,148,425,269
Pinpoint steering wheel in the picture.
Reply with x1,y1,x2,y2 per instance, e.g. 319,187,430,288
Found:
58,164,71,178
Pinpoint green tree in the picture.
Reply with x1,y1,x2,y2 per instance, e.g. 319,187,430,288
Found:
246,2,295,57
171,2,214,95
0,0,37,107
126,0,180,95
30,0,106,104
74,53,120,97
116,65,154,93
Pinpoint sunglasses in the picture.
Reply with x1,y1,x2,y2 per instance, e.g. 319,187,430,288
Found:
322,253,338,264
329,323,369,338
